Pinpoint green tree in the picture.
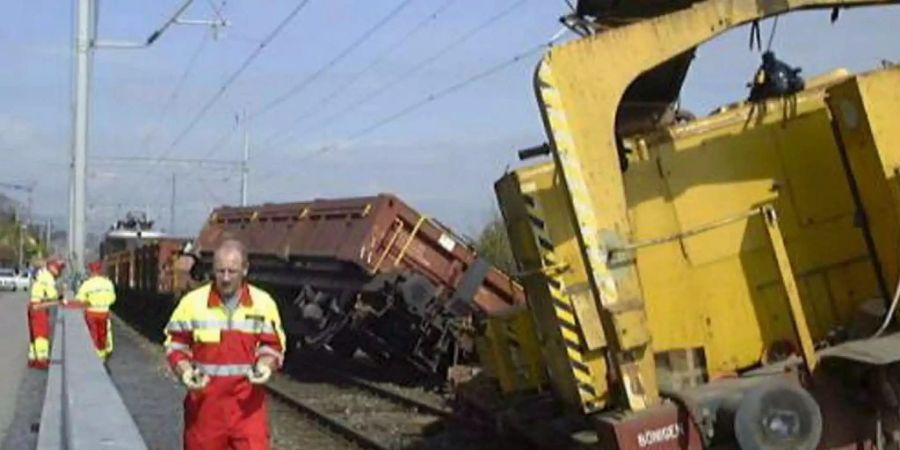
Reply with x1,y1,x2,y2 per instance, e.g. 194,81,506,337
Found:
0,218,48,266
473,214,516,275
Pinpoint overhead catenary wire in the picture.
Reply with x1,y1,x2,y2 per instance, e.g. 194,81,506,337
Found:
141,30,211,150
197,0,417,165
205,0,227,23
163,0,313,154
197,175,234,206
130,0,312,211
263,0,530,154
257,0,459,151
197,112,241,160
249,0,417,122
344,42,553,144
256,28,567,183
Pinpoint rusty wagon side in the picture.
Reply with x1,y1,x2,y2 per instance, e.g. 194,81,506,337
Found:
195,194,524,375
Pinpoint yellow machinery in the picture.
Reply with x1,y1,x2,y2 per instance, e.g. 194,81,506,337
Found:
475,304,547,394
479,0,900,448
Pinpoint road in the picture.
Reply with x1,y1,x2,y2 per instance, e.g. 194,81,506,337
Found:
0,291,29,444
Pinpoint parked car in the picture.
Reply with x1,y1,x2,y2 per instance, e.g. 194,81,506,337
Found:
0,268,17,291
15,271,31,291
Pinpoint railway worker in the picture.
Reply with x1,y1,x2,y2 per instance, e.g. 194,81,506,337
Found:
74,260,116,360
164,239,285,450
27,258,64,369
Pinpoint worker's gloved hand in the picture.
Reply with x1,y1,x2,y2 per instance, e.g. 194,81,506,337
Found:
180,366,209,390
247,362,272,385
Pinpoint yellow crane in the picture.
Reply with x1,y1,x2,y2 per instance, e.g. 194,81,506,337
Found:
474,0,900,448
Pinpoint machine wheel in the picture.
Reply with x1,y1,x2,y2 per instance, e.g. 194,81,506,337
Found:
733,379,823,450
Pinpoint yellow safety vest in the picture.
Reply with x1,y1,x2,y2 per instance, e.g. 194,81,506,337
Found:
30,269,58,303
164,283,286,375
77,275,117,312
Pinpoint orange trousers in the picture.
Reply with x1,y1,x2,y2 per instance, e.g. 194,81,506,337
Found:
27,305,50,369
184,379,269,450
84,310,112,360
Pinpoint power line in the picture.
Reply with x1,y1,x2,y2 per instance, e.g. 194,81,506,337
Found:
164,0,313,154
332,42,554,155
141,30,211,150
250,0,417,121
257,32,564,181
195,111,242,161
198,123,239,160
197,176,234,206
92,155,242,168
200,0,420,166
258,0,459,151
264,0,529,154
205,0,227,23
127,0,312,212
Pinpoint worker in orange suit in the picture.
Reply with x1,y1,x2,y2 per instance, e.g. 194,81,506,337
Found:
28,259,64,369
164,239,285,450
75,261,117,360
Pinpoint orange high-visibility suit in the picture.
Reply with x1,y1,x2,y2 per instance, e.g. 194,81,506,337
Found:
76,267,116,360
28,267,59,369
164,283,285,450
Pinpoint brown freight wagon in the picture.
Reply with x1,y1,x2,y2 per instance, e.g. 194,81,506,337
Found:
104,238,187,294
195,194,525,375
103,236,190,341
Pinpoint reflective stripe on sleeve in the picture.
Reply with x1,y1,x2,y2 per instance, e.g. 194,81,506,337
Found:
256,345,283,361
166,342,191,353
195,363,254,377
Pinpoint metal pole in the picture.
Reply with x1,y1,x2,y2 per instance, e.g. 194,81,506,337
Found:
27,191,33,225
68,173,74,257
18,224,25,269
241,109,249,206
70,0,93,271
170,173,176,234
16,210,24,269
45,219,52,255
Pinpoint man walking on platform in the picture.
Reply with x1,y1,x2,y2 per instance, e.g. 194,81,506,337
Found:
27,258,63,369
164,239,285,450
75,260,116,360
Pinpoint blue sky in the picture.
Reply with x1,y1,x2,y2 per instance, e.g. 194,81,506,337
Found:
0,1,898,239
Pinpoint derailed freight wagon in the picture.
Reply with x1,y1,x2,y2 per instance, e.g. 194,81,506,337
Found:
194,194,524,375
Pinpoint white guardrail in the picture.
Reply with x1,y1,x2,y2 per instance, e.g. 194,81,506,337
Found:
36,308,147,450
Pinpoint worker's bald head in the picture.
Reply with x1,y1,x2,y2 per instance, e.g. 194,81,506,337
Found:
214,239,248,268
213,239,248,297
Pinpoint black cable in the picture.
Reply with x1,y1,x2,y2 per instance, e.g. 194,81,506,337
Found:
131,1,311,213
165,0,313,152
265,0,529,154
205,0,227,23
250,0,417,121
141,31,210,150
290,37,557,165
258,0,459,151
196,112,241,161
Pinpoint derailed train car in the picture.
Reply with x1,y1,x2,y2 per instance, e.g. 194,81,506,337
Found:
193,194,525,375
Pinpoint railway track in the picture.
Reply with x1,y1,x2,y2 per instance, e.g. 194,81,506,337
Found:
266,388,362,450
268,357,455,450
112,313,505,449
